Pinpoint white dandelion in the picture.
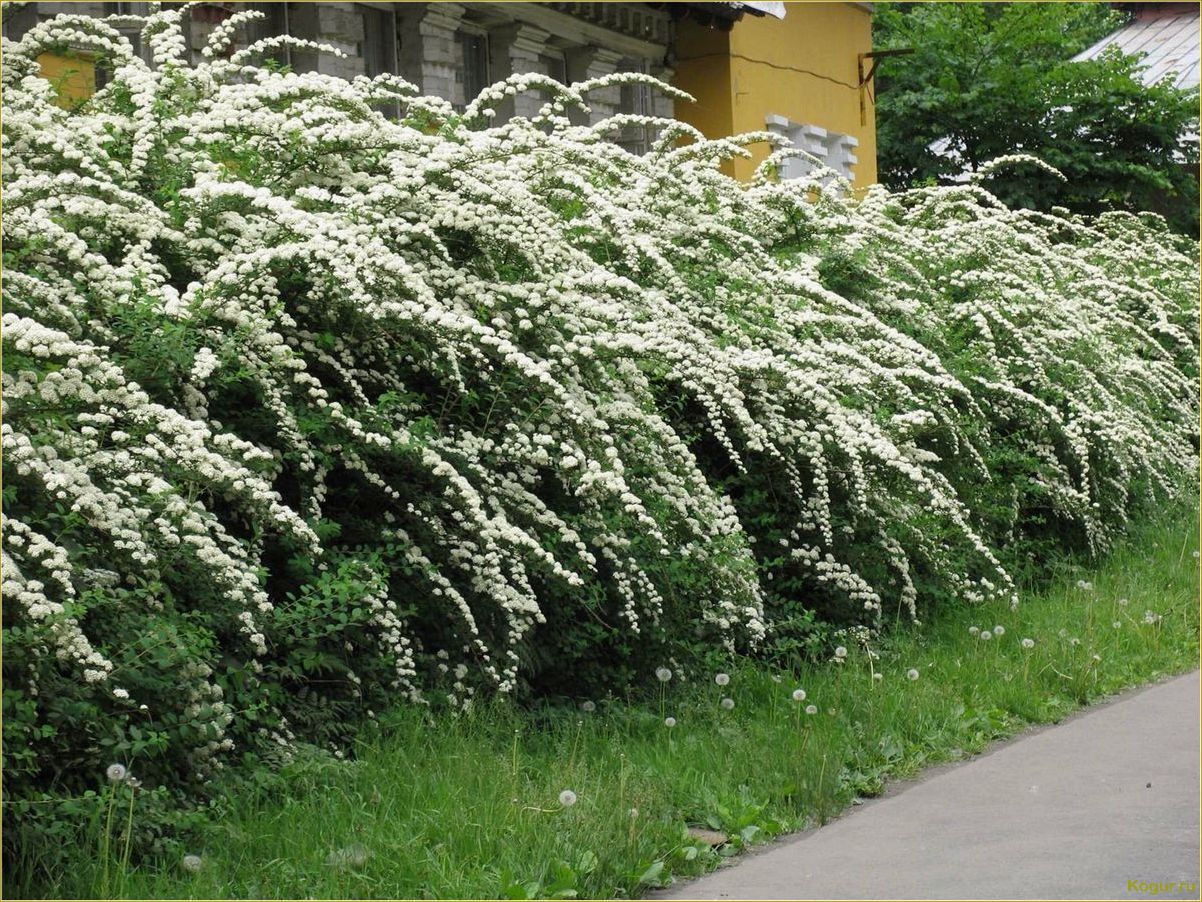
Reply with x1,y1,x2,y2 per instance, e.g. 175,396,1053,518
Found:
979,630,992,641
792,689,807,702
181,854,203,873
834,646,848,659
559,789,577,807
993,625,1005,637
664,716,676,728
655,667,672,683
720,697,735,710
580,700,596,713
715,673,730,686
805,704,818,715
906,668,920,681
968,626,980,636
1021,638,1035,649
106,763,127,783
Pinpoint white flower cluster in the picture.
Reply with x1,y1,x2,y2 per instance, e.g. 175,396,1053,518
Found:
2,10,1196,790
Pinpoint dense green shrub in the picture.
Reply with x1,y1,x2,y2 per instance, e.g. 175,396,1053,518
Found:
2,9,1197,862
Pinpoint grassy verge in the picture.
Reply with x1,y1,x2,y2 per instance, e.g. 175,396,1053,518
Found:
13,504,1200,900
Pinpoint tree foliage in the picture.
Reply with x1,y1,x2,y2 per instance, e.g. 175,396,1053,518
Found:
874,2,1201,234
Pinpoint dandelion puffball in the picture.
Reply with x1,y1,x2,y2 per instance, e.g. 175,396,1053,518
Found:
181,854,203,873
906,668,919,681
1021,638,1035,649
559,789,577,807
720,697,735,710
993,625,1005,636
792,689,806,702
979,630,992,641
580,700,595,713
968,626,980,636
106,763,127,783
872,672,883,681
655,667,672,683
805,704,818,715
664,716,676,728
834,646,848,659
715,672,730,686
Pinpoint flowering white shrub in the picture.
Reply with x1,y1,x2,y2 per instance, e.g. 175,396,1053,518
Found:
1,8,1196,830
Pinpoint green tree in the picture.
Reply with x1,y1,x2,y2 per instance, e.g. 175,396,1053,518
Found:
873,2,1200,234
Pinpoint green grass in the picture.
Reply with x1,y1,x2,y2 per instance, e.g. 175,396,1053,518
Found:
12,505,1200,900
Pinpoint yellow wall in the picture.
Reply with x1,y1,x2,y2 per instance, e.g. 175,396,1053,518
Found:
37,52,96,109
672,22,736,150
674,2,877,186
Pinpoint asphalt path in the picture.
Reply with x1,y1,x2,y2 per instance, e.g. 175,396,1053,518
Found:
656,671,1201,900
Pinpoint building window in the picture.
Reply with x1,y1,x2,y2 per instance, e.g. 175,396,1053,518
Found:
765,114,859,182
250,1,292,69
540,50,567,85
457,30,489,106
615,58,653,155
359,4,397,79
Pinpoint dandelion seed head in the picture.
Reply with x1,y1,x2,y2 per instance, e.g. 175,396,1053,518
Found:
805,704,818,715
834,646,848,659
715,672,730,686
559,789,577,807
792,689,806,702
968,626,980,636
655,667,672,683
906,668,920,681
580,700,595,713
720,697,735,710
980,630,992,641
1021,638,1035,649
993,625,1005,636
106,763,127,783
664,716,676,728
181,854,202,873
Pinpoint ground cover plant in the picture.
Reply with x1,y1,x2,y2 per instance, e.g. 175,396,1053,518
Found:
2,7,1198,886
6,503,1199,899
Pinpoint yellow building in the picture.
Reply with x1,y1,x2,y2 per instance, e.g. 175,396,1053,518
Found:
674,1,877,186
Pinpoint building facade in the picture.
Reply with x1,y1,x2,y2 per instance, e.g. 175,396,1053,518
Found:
3,1,878,186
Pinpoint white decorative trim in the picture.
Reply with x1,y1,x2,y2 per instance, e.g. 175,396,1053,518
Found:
766,114,859,181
